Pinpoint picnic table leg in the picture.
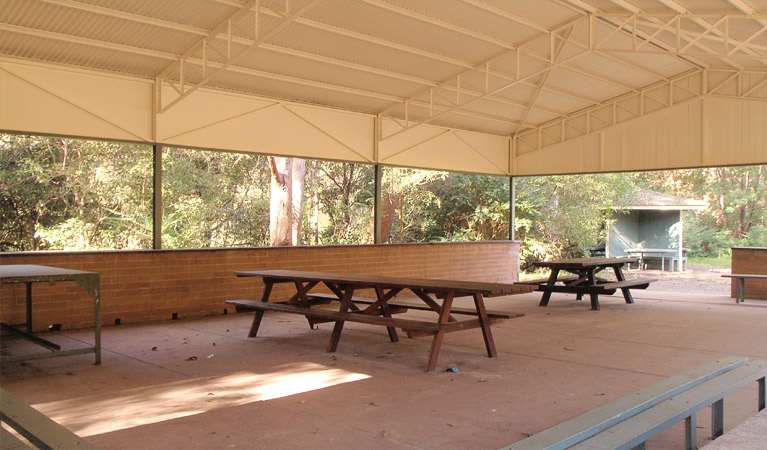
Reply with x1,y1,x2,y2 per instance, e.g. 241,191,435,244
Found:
426,291,455,372
587,270,600,311
376,286,399,343
613,265,635,304
248,281,273,337
327,286,355,352
539,269,560,307
473,293,497,358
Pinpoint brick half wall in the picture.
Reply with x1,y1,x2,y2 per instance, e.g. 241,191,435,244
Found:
1,241,520,332
731,247,767,300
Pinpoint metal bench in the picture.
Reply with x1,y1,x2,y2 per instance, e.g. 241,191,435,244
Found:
0,387,96,449
721,274,767,303
503,356,767,450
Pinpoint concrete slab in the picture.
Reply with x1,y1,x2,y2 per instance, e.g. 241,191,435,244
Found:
2,289,766,449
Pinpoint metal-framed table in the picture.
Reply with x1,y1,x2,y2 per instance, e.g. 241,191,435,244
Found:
229,270,532,371
533,258,655,310
0,264,101,364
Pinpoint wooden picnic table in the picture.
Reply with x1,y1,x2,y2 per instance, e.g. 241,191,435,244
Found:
531,258,655,311
0,264,101,365
228,270,532,372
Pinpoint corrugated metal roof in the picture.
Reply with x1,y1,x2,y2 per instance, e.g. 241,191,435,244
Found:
1,0,765,136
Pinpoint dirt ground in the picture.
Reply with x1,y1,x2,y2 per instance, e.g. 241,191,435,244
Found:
639,263,731,295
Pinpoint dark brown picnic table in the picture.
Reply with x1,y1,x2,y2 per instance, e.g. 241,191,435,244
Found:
531,258,655,310
228,270,532,372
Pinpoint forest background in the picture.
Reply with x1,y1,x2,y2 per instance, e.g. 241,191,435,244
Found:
1,134,765,271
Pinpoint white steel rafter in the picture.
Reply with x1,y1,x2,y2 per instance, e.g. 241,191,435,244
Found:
514,66,767,154
593,13,767,63
156,0,323,113
24,0,591,122
377,15,595,142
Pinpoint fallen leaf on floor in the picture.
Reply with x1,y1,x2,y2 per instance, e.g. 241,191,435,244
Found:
207,393,215,396
212,342,216,346
207,354,214,358
311,428,319,435
446,423,454,427
151,347,158,351
563,347,575,351
186,356,198,361
366,402,379,407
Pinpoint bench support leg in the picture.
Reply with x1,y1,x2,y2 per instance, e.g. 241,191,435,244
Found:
711,399,724,439
737,278,745,303
686,414,697,450
758,377,765,411
631,442,646,450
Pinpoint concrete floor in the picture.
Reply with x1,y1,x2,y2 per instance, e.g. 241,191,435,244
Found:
2,288,766,450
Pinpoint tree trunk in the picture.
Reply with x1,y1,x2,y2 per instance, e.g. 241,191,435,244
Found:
268,156,293,246
268,156,305,246
291,158,306,245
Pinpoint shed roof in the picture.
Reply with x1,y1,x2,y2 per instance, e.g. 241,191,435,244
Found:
617,188,709,210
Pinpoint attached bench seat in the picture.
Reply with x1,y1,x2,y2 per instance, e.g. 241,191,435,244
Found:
304,292,523,319
517,275,580,286
226,299,440,332
0,388,96,450
536,277,656,295
503,356,767,450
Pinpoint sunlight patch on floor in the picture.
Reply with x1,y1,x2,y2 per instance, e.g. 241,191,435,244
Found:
34,363,370,437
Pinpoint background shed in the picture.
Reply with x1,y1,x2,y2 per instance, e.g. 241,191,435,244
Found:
607,189,708,271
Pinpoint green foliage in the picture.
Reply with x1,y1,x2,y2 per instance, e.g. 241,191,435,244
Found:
2,133,763,260
636,166,767,256
161,148,270,248
304,160,374,245
515,174,634,269
0,134,152,251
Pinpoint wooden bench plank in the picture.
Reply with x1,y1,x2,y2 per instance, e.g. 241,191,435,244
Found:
536,284,618,295
569,359,767,450
225,299,439,332
305,293,523,319
504,356,749,450
516,275,580,285
0,388,97,450
599,278,656,290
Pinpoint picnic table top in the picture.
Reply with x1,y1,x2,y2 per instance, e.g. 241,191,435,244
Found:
235,269,533,296
533,257,637,270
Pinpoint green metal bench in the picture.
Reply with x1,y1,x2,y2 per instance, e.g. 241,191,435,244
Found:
502,356,767,450
0,388,96,449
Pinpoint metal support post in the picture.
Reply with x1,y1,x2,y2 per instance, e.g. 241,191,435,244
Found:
153,144,163,249
711,399,724,439
374,164,383,244
685,413,697,450
509,176,516,241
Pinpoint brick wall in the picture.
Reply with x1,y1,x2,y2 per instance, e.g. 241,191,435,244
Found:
731,247,767,300
0,241,520,332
